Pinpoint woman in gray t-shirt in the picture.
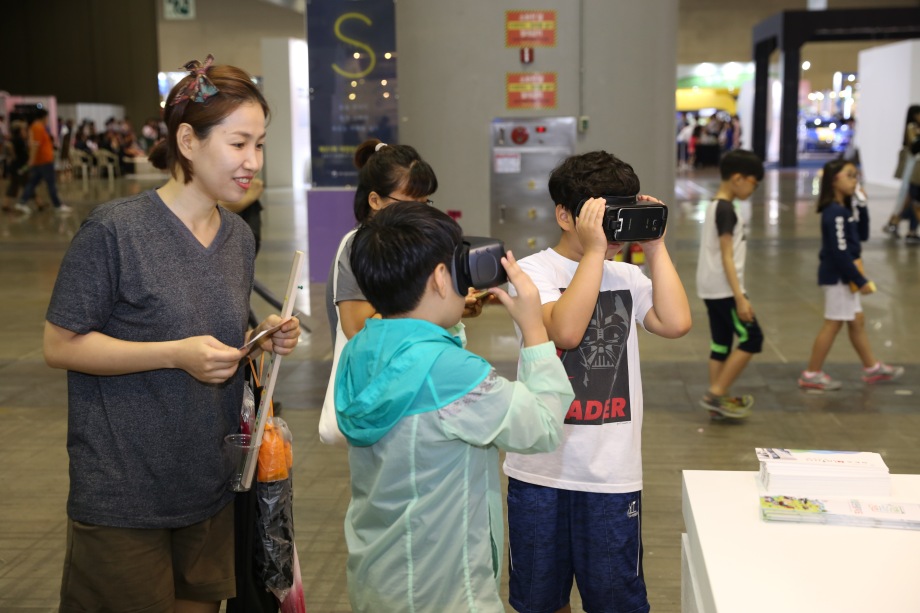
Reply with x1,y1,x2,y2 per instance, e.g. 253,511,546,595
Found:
44,57,300,612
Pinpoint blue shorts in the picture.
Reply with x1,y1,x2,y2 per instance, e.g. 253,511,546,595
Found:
507,478,649,613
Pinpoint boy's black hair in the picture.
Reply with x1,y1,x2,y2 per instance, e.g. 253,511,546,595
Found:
719,149,764,181
350,202,462,316
548,150,640,216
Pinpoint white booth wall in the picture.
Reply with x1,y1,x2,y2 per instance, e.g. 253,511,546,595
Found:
858,40,920,189
396,0,678,236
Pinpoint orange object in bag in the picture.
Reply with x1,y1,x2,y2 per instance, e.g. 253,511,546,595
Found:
258,418,291,482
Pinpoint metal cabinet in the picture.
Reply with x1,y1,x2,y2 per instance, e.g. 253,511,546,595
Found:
489,116,576,257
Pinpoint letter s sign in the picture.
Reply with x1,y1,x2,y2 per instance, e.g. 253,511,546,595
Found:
332,12,377,79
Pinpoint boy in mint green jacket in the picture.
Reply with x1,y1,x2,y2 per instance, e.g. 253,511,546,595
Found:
334,202,574,613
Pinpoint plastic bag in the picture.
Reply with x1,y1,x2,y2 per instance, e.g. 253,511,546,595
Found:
280,546,307,613
256,477,294,602
256,416,296,603
226,487,281,613
246,352,302,606
240,381,256,436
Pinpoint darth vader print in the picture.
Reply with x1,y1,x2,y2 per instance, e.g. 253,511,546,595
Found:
559,289,632,425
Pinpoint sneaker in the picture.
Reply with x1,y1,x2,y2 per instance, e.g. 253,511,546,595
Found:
13,202,32,215
54,204,74,215
883,223,900,238
906,234,920,245
862,362,904,384
700,394,753,420
798,371,842,391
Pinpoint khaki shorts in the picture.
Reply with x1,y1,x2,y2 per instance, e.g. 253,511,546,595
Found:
60,502,235,612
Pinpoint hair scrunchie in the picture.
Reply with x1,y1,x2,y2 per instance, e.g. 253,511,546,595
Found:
171,54,220,105
375,142,388,152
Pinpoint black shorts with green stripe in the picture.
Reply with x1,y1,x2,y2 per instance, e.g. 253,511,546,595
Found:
703,296,764,361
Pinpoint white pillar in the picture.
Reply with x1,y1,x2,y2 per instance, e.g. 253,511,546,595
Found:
261,37,312,188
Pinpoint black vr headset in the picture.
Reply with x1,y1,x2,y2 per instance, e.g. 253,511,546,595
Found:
451,236,508,295
574,195,668,242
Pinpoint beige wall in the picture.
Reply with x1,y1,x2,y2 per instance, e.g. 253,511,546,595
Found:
157,0,305,76
3,0,910,173
678,0,920,89
398,0,679,236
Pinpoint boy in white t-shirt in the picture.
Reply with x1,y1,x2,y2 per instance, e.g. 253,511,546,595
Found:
695,149,765,420
504,151,691,613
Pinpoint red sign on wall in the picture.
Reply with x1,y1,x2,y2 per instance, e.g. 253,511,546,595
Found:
506,72,557,110
505,10,557,47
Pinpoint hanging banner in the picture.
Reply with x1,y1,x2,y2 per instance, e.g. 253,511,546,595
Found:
307,0,397,187
505,10,557,47
506,72,557,110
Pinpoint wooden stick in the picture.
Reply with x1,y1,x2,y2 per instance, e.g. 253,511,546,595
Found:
240,250,305,490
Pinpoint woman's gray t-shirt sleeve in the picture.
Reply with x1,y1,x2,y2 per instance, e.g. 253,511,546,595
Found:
335,234,366,304
325,259,338,345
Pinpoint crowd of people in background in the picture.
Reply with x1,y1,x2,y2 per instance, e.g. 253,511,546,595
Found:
68,116,164,175
677,111,742,170
0,112,165,215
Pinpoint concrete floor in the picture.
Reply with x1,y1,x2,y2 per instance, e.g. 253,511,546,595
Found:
1,164,918,612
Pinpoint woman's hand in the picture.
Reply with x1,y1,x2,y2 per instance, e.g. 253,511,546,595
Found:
249,314,301,356
43,322,246,382
173,336,246,383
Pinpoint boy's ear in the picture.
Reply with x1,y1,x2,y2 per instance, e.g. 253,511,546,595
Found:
432,263,452,298
555,204,574,230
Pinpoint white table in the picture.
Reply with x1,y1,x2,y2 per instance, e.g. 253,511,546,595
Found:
681,470,920,613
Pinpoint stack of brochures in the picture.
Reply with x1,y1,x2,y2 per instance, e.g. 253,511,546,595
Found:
759,495,920,531
755,448,891,498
